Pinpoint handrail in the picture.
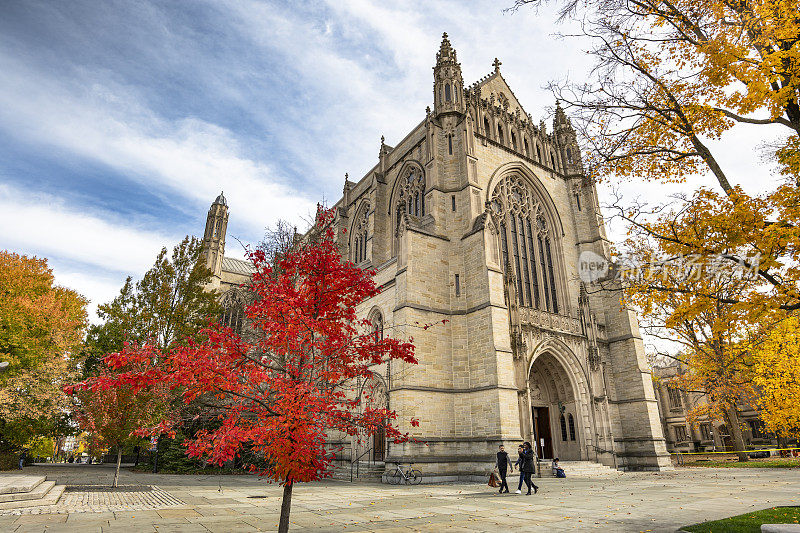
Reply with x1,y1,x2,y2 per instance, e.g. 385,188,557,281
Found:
586,444,618,470
350,448,373,482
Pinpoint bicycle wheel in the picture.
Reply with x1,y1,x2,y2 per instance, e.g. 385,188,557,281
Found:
388,471,402,485
409,469,422,485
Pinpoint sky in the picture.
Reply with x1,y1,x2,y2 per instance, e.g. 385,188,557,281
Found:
0,0,786,322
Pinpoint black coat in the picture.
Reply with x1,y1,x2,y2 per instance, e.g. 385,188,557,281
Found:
520,449,535,473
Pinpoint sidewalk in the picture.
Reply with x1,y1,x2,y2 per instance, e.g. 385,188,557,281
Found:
1,465,798,531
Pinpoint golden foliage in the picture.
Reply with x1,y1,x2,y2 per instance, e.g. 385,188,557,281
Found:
752,316,800,437
0,251,87,425
0,251,88,376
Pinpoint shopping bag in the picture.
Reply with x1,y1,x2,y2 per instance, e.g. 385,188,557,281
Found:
488,471,499,487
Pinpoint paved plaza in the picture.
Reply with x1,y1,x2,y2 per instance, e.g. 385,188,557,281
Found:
0,465,798,532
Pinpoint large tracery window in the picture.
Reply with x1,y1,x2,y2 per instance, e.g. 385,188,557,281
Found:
491,175,560,313
220,289,246,334
352,205,369,264
397,169,425,218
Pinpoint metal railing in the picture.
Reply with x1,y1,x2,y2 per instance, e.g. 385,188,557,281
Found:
350,448,374,482
586,444,618,470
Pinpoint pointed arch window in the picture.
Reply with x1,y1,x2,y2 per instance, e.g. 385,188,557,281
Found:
498,124,505,144
444,83,451,102
398,170,425,218
568,413,576,441
511,131,517,151
566,148,573,164
536,145,542,162
220,289,246,335
352,205,369,264
491,174,560,313
484,117,491,138
560,414,568,441
524,138,530,157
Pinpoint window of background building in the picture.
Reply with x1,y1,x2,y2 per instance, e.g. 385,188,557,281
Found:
667,386,683,411
748,419,765,439
700,423,712,441
674,425,688,442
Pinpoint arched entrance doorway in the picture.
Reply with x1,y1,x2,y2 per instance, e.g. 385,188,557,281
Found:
528,351,583,460
361,375,388,462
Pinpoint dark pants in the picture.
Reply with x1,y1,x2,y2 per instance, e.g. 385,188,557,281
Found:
517,470,525,490
498,467,509,492
522,471,538,493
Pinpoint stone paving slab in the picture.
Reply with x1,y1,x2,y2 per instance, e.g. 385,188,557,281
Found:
3,465,800,531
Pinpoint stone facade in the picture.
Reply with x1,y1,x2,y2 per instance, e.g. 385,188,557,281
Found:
200,34,672,479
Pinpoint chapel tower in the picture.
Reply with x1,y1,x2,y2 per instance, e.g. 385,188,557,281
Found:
433,32,465,117
202,192,228,288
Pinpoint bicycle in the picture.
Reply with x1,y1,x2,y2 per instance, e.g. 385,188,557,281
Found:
387,463,422,485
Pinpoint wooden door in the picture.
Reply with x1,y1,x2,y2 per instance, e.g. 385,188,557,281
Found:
534,407,553,459
373,428,386,461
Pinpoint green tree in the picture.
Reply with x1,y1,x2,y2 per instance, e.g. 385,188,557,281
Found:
87,236,221,362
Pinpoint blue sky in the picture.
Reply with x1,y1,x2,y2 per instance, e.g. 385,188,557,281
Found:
0,0,782,320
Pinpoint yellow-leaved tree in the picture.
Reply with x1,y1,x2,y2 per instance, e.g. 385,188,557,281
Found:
0,251,87,460
752,316,800,439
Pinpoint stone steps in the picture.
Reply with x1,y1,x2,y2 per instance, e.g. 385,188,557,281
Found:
0,475,65,510
541,460,621,477
0,480,56,503
0,475,45,494
330,461,385,482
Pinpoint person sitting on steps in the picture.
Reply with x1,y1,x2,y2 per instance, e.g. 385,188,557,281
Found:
553,457,566,478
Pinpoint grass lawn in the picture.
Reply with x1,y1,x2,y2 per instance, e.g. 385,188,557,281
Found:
683,506,800,532
683,458,800,469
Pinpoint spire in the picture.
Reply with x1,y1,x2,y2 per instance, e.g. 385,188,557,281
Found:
436,32,456,64
433,31,465,117
213,190,227,206
554,100,569,127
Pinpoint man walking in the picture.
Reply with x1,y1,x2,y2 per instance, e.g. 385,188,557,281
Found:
495,445,513,493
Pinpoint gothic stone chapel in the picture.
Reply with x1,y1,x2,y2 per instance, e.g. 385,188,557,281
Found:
201,34,672,480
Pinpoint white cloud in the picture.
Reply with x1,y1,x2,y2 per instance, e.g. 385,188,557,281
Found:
0,184,176,320
51,268,128,322
0,53,317,237
0,184,171,275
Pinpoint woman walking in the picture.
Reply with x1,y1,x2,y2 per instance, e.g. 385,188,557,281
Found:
514,444,525,493
518,442,539,495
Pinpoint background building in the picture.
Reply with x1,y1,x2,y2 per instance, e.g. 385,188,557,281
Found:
652,361,776,452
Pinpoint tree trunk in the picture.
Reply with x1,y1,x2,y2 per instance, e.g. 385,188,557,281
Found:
114,448,122,487
278,479,293,533
725,407,749,462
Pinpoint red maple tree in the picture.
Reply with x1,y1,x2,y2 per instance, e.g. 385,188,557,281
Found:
65,346,171,487
89,208,418,532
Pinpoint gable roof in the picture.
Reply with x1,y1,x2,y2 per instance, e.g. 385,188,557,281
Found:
473,70,530,121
